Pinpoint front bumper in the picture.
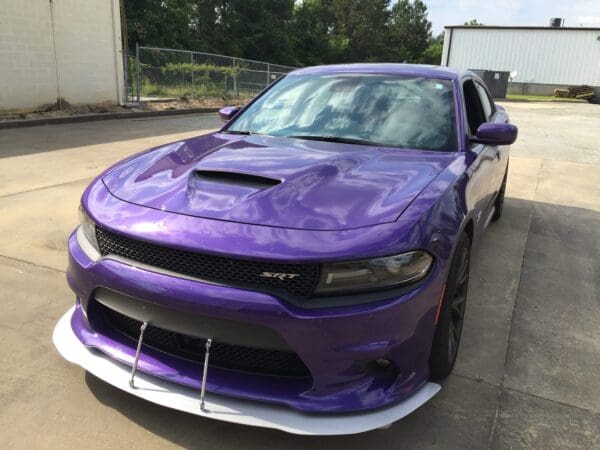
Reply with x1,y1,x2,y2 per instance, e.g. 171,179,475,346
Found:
54,306,440,435
62,210,446,413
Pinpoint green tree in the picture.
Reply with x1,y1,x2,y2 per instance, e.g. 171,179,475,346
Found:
290,0,333,65
125,0,198,50
327,0,392,62
464,19,484,26
217,0,296,65
422,32,444,65
124,0,436,66
388,0,432,62
194,0,222,53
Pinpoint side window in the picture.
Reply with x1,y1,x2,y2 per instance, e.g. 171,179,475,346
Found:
475,82,494,120
463,80,486,136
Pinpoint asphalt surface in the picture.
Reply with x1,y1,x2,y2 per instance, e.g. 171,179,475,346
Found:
0,103,598,449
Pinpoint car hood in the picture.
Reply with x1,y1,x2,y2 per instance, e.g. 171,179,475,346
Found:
103,134,454,231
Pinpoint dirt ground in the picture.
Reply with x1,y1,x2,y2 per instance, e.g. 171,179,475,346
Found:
0,97,247,121
0,103,598,449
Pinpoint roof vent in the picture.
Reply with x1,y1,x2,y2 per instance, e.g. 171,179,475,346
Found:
549,18,564,28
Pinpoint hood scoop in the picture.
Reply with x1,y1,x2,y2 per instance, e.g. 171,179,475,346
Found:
186,170,282,213
194,170,281,189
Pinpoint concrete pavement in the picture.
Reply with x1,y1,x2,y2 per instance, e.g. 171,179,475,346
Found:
0,105,598,449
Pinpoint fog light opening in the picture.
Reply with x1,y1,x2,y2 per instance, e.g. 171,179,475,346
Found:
364,358,399,378
375,358,391,368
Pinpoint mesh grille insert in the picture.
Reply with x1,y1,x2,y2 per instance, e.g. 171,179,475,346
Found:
101,305,310,377
96,227,319,298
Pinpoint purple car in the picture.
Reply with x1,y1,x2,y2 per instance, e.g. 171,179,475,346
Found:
54,64,517,435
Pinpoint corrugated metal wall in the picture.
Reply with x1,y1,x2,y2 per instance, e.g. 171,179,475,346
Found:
442,28,600,86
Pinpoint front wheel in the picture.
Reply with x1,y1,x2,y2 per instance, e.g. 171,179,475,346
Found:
491,171,507,222
429,233,471,381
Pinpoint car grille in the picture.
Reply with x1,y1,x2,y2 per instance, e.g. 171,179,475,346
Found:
96,227,319,298
101,305,311,377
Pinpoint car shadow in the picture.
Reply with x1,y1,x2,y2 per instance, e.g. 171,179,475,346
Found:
84,371,385,448
84,370,469,449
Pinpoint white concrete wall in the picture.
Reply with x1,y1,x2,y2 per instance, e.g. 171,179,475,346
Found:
0,0,59,109
442,27,600,86
0,0,124,110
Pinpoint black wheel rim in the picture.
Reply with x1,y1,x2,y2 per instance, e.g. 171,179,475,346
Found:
448,247,469,363
496,178,506,214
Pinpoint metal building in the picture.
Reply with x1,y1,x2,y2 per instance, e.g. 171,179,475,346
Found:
0,0,125,111
441,25,600,95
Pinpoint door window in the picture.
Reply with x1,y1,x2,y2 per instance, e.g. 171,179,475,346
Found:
463,80,486,136
475,82,495,120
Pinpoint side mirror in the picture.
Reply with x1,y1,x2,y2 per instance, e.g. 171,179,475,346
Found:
218,106,241,123
471,122,518,146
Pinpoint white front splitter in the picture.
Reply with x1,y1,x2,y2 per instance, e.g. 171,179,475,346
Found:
53,307,440,435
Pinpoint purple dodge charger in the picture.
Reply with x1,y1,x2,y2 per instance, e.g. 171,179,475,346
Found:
54,64,517,434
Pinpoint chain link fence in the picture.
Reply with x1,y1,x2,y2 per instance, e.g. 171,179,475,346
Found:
127,45,296,102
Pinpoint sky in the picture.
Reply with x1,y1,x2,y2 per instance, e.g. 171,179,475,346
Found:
423,0,600,34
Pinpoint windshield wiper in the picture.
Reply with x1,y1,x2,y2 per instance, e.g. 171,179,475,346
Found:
287,135,384,147
221,130,257,135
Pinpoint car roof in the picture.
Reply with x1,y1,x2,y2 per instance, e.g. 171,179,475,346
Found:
290,63,466,81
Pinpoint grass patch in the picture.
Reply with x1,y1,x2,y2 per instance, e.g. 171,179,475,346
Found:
134,80,257,101
505,94,586,102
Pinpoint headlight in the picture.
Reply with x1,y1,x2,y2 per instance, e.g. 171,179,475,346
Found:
78,205,99,251
315,251,433,295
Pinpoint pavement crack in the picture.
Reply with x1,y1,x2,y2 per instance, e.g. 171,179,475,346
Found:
452,372,500,389
0,177,93,199
503,385,600,416
0,254,66,274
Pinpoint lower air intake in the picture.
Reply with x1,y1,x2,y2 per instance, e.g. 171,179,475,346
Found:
101,304,311,378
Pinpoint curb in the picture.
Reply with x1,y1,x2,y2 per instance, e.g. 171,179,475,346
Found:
0,107,220,130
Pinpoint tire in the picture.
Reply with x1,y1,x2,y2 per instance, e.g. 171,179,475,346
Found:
429,233,471,381
491,171,507,222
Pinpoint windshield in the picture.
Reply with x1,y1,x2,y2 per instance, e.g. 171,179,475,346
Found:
226,73,458,151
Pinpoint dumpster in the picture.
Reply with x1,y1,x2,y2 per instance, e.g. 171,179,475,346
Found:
470,70,510,99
